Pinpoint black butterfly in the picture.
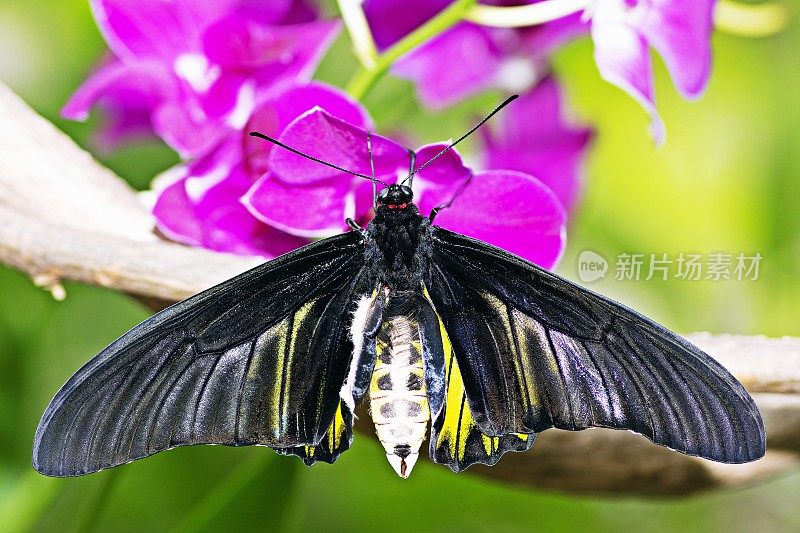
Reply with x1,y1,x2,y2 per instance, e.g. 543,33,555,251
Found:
33,97,765,478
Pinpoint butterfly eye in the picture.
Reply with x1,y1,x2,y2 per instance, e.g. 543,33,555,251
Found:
399,186,414,201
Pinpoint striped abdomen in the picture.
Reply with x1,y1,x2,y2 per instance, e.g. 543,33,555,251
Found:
369,314,429,478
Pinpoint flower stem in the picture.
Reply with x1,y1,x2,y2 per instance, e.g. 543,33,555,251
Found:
715,0,791,38
337,0,379,69
346,0,477,100
464,0,591,28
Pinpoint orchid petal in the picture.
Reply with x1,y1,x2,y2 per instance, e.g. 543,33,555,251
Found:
269,108,407,185
481,77,593,211
203,202,308,257
591,3,665,143
181,136,245,201
638,0,714,98
62,59,167,119
421,170,566,268
519,12,589,58
281,0,318,24
153,176,204,247
250,21,342,90
89,0,299,61
154,175,307,258
243,173,354,237
151,100,231,157
61,58,173,149
203,19,340,79
354,179,379,223
199,71,248,120
193,164,308,256
392,23,504,109
152,138,240,244
153,142,307,258
244,83,370,177
223,0,294,25
412,143,472,186
90,0,215,60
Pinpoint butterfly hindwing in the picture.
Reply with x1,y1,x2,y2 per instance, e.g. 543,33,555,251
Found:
427,305,535,472
276,401,353,465
33,232,368,477
426,227,765,463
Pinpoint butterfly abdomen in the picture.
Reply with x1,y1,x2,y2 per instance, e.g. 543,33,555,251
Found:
369,313,429,478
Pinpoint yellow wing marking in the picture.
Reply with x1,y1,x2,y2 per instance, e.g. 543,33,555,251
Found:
326,403,347,452
269,299,317,432
428,288,534,465
435,314,479,461
478,290,540,412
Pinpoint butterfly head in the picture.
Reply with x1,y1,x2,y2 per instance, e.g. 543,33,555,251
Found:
377,184,414,210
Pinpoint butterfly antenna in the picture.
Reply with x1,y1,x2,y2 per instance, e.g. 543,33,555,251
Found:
403,94,519,184
406,149,416,188
249,131,388,186
367,130,378,209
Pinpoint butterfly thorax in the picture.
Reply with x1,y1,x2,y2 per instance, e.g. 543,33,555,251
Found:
366,204,431,291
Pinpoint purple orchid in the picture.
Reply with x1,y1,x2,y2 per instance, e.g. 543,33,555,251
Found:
481,77,592,212
63,0,339,155
152,82,368,258
244,107,566,267
364,0,715,142
364,0,584,108
589,0,715,142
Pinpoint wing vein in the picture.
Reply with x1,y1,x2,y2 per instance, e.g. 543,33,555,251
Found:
190,352,225,440
505,303,532,427
579,338,613,424
234,339,257,443
543,326,576,429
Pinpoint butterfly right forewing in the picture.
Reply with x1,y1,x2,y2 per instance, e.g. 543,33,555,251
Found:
425,227,765,464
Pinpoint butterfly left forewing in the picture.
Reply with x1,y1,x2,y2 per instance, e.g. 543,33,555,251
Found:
425,227,765,464
34,232,369,477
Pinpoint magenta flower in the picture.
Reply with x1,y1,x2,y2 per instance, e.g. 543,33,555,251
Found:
152,140,309,257
63,0,339,155
589,0,715,142
152,82,368,258
364,0,584,108
244,107,566,267
480,77,592,212
365,0,715,141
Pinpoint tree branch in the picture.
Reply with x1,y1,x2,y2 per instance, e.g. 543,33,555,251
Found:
0,82,261,301
0,82,797,496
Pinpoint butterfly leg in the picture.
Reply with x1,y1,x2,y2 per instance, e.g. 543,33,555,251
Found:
347,218,366,235
428,174,473,223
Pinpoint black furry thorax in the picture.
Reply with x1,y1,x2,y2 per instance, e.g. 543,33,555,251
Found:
365,203,431,291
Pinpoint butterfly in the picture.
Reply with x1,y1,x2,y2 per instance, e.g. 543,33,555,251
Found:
33,97,765,479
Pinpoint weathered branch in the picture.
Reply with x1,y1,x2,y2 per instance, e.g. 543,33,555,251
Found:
0,81,797,496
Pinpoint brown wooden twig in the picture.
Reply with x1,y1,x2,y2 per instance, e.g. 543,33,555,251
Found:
0,81,797,497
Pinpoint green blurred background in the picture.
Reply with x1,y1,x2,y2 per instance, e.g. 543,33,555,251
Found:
1,1,798,531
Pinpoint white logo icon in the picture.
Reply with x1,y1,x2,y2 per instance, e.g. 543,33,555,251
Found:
578,251,608,283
